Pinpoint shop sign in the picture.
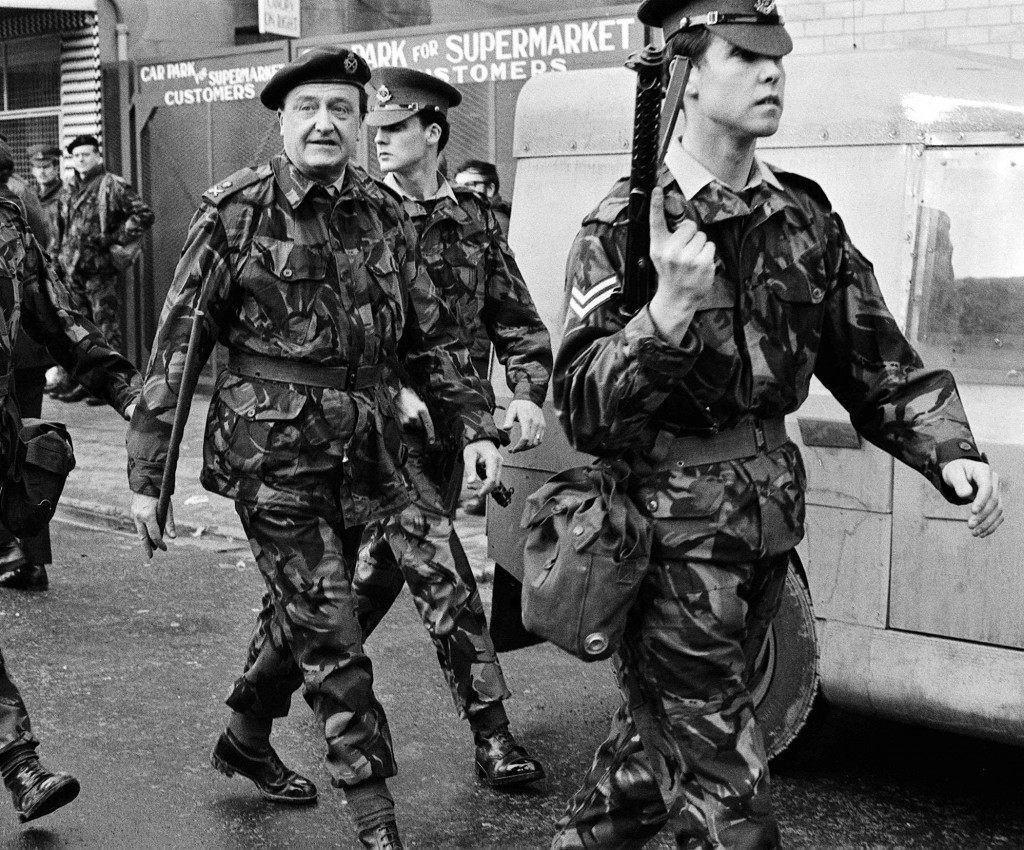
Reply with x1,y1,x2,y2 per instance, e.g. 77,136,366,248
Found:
258,0,301,39
347,14,641,83
136,47,289,112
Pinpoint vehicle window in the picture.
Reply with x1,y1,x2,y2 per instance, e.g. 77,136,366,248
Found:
908,147,1024,386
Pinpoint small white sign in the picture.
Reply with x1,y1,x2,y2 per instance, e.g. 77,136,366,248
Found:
258,0,301,39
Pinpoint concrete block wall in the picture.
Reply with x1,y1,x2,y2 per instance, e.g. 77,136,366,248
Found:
783,1,1024,60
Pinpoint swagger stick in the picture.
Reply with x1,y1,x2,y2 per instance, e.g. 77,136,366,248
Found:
156,307,206,535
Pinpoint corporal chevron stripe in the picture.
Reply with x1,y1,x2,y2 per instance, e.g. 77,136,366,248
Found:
60,17,101,149
568,275,620,319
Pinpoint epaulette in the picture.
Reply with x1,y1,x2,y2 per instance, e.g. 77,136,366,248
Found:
767,166,833,213
202,162,272,206
374,177,403,205
582,176,630,227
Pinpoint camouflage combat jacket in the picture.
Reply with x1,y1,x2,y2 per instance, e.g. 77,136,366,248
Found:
127,155,499,522
554,149,983,563
0,191,138,427
33,177,62,256
383,173,551,425
57,165,154,277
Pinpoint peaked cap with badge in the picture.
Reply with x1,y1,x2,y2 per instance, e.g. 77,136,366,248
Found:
638,0,792,57
365,67,461,128
259,46,371,110
26,144,60,165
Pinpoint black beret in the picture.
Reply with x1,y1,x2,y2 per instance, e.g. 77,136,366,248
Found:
66,134,101,154
260,47,371,110
638,0,793,58
27,144,61,163
365,67,461,128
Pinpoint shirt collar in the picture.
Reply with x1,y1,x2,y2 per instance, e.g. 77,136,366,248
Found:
383,171,456,203
273,154,350,209
664,135,783,201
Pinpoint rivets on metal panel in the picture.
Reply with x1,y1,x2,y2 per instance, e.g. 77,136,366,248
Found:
570,141,577,150
820,129,829,141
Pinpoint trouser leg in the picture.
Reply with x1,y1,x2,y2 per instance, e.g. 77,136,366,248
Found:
12,367,50,565
83,273,122,353
379,496,511,729
353,522,406,640
556,554,790,849
231,501,397,787
0,648,38,762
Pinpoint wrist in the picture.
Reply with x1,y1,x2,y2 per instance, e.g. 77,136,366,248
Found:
647,296,697,345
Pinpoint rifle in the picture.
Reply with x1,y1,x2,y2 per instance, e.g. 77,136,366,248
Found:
155,302,209,535
622,49,692,313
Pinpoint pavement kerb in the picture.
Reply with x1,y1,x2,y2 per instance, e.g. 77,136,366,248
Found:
57,495,249,546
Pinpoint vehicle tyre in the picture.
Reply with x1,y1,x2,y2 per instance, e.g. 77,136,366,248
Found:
749,559,819,760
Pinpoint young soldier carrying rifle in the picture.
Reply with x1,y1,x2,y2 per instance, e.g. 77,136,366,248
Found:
551,1,1003,846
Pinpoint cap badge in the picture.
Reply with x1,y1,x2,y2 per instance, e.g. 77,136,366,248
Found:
377,85,392,105
754,0,777,14
344,53,359,75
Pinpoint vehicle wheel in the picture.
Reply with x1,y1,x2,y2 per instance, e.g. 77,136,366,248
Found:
749,560,819,760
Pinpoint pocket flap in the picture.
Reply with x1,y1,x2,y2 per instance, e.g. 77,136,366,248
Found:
215,373,307,421
769,247,826,304
252,237,327,281
637,475,725,519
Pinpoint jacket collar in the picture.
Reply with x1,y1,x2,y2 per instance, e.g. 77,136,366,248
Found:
272,154,352,209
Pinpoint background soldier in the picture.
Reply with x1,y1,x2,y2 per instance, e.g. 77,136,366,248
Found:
356,68,552,788
126,48,501,850
0,139,139,822
551,1,1003,846
0,143,66,590
453,159,512,237
27,144,62,256
53,134,154,404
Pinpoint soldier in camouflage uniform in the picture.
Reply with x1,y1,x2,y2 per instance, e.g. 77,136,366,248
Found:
551,2,1004,847
54,134,153,403
127,49,502,850
354,68,552,788
0,139,140,822
27,145,62,255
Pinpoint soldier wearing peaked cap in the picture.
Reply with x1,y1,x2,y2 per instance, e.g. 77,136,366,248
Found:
551,1,1003,847
127,46,502,850
354,67,552,789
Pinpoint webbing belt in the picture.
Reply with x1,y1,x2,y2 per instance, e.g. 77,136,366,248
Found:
228,350,384,391
657,417,789,467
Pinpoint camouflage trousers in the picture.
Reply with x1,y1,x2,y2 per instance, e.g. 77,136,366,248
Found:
353,442,511,731
553,553,789,850
229,501,397,787
68,272,122,352
0,648,37,760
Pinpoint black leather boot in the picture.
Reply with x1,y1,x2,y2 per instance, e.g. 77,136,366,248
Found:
0,564,49,591
211,730,317,804
475,727,546,787
358,820,404,850
6,760,79,823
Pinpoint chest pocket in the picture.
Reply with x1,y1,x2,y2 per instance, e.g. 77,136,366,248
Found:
768,245,827,306
439,224,488,312
243,237,328,344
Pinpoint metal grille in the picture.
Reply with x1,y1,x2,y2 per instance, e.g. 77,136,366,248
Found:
0,114,60,177
0,10,89,39
5,35,60,111
60,23,102,148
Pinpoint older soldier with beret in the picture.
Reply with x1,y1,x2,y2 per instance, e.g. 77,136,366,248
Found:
552,1,1003,846
127,48,502,849
354,67,552,788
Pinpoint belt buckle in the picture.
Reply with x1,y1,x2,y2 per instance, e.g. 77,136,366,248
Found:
345,366,358,391
753,421,766,452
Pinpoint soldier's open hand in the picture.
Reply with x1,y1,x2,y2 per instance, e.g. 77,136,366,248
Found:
131,492,177,558
941,459,1003,537
503,399,545,452
647,186,716,344
395,386,437,447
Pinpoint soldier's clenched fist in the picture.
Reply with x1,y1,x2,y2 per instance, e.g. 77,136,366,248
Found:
647,186,716,344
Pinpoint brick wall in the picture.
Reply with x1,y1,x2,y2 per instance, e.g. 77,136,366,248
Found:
783,0,1024,60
